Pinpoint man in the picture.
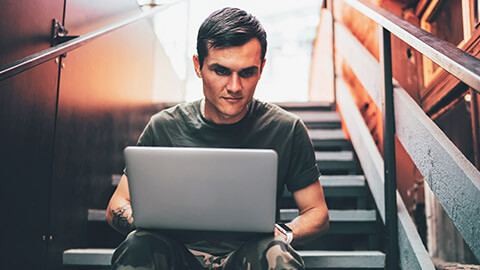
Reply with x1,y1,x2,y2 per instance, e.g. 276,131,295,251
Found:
106,7,329,269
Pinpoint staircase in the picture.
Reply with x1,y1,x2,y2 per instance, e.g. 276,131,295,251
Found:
63,102,386,269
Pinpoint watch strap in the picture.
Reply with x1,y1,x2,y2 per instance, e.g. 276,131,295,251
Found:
275,223,293,244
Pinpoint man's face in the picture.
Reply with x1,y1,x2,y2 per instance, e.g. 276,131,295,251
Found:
193,38,265,124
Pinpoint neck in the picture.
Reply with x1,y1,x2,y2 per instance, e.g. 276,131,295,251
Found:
201,99,250,124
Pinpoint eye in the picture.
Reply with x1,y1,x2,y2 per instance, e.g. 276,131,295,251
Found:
239,69,256,78
214,67,231,76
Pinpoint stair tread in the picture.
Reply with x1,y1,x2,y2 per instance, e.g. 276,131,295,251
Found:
299,250,386,268
113,173,365,188
275,101,333,110
320,175,365,187
64,248,115,255
315,151,353,161
64,248,385,268
281,175,365,198
280,209,376,222
299,250,385,256
308,129,346,140
113,174,365,188
293,111,341,123
88,209,376,222
63,248,114,266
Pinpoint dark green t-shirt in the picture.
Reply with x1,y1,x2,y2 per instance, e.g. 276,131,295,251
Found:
136,99,320,200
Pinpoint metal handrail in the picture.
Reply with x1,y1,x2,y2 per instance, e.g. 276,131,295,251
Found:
338,0,480,268
0,0,183,82
343,0,480,92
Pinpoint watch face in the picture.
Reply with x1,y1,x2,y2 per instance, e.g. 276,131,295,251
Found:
277,223,292,232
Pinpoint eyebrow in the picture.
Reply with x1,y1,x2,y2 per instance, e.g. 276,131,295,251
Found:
207,63,259,73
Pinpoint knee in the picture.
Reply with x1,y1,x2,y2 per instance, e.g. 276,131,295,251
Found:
224,236,304,269
111,230,153,268
111,230,177,268
259,236,291,256
259,236,304,269
121,230,177,252
122,230,147,247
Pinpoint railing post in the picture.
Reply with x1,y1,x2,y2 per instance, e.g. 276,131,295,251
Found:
328,0,337,111
379,26,399,269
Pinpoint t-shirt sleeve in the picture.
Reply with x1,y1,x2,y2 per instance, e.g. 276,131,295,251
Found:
124,119,155,176
136,120,155,146
285,119,321,192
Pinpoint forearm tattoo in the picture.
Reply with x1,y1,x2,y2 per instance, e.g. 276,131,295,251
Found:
111,203,135,235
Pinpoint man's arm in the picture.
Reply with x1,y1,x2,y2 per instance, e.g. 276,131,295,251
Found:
275,180,329,246
106,174,135,235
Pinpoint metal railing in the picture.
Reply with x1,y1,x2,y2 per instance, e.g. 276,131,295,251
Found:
0,0,183,82
378,26,399,269
344,0,480,93
339,0,480,268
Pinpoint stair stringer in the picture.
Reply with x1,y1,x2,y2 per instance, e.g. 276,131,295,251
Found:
336,77,435,270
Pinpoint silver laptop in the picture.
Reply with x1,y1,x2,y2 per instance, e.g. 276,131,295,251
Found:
124,146,278,236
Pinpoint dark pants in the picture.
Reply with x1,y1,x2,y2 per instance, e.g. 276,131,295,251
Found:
111,230,304,269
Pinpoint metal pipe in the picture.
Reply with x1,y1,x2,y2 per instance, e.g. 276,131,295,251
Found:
343,0,480,93
330,0,337,111
380,27,399,269
0,0,183,82
470,90,480,169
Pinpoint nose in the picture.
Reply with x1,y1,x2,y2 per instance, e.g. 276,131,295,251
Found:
227,72,242,93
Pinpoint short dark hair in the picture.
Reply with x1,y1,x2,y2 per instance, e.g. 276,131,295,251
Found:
196,7,267,68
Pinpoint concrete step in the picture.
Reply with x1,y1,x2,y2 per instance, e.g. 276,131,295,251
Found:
280,209,376,223
89,209,377,235
320,175,366,197
276,101,333,111
309,129,346,140
315,151,359,173
309,129,351,150
89,209,376,223
280,209,378,234
282,175,366,198
112,175,368,195
112,174,366,197
292,111,341,129
299,250,385,268
64,249,113,266
63,248,385,268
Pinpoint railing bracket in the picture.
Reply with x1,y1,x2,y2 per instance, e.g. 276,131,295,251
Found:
1,3,180,81
51,19,79,54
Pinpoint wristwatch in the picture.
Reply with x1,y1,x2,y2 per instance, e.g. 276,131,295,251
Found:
275,223,293,244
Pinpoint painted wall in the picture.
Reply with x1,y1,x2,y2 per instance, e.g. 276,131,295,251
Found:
0,1,179,269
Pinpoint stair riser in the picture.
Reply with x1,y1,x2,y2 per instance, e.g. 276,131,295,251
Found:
283,187,366,198
63,249,385,269
306,122,341,129
313,140,352,151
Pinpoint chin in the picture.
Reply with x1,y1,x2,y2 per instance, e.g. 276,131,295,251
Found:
221,110,243,118
218,107,243,118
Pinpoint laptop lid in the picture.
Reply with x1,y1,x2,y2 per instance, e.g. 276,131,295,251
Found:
124,146,278,234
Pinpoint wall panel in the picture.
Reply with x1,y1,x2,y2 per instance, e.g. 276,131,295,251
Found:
0,0,64,65
0,1,64,269
0,61,60,270
46,1,159,268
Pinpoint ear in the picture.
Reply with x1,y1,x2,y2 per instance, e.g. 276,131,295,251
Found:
260,58,267,75
193,55,202,78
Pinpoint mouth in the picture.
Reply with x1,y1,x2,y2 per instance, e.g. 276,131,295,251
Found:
222,97,243,103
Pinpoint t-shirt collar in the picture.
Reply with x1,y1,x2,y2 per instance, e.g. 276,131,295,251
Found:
198,98,254,128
